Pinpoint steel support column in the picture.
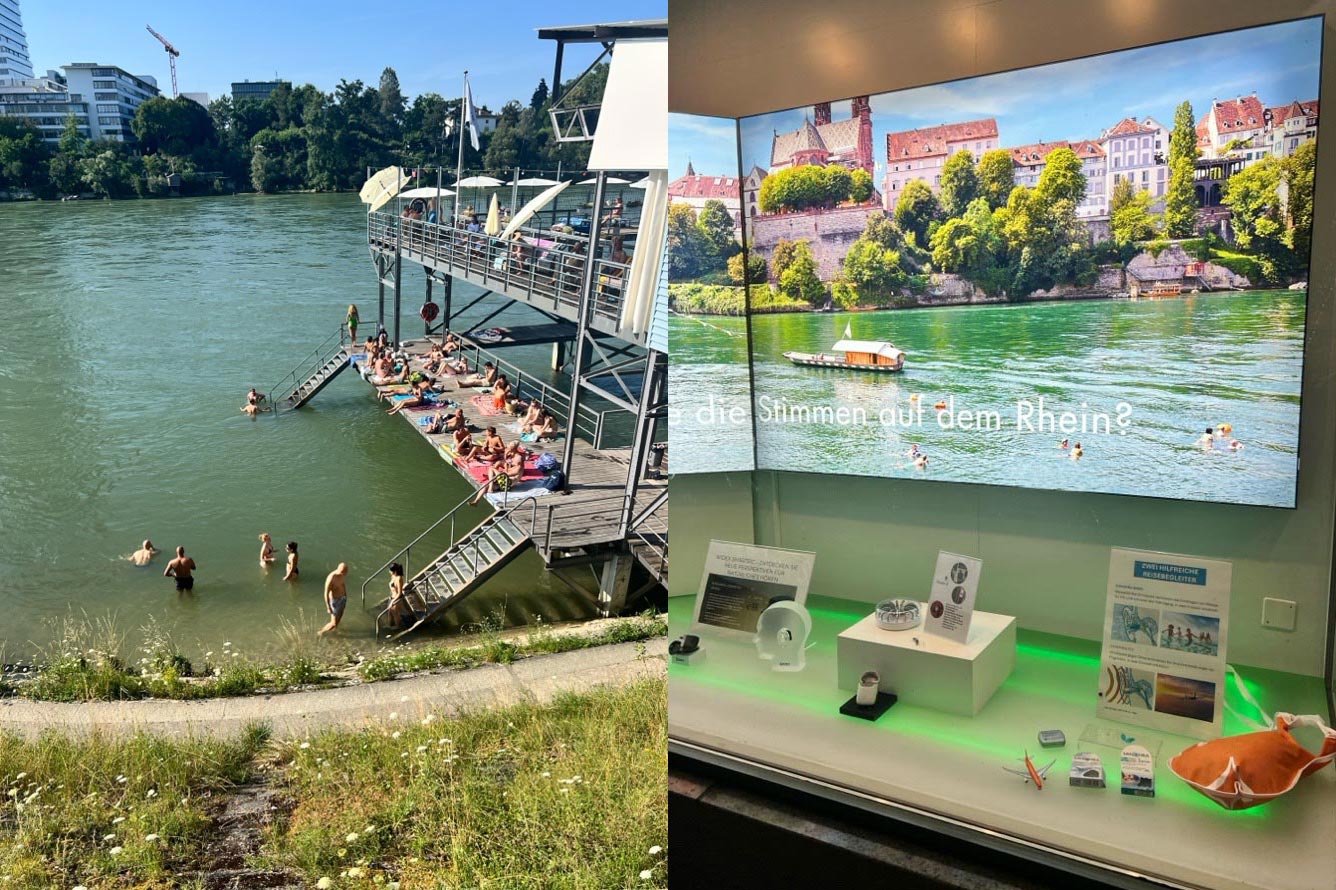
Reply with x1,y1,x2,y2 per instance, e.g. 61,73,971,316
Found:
560,172,607,483
620,349,666,536
392,225,403,345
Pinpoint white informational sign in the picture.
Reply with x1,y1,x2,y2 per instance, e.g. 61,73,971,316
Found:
1098,548,1231,740
692,540,816,639
924,551,981,644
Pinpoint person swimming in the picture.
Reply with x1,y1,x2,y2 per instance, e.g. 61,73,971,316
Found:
913,453,929,470
906,443,920,458
1058,438,1070,450
1229,439,1244,451
131,540,159,566
283,541,299,581
1071,442,1083,460
1197,427,1215,449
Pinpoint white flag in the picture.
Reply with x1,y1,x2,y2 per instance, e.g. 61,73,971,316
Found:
462,79,480,151
844,323,853,339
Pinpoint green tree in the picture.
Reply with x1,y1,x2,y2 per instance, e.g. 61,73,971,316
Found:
1032,147,1085,207
58,114,86,156
770,239,801,281
977,148,1015,209
697,199,739,265
930,217,980,273
939,150,978,218
530,78,549,111
1110,186,1159,246
78,144,140,198
777,240,824,304
822,165,852,205
893,179,941,248
758,164,852,213
849,167,873,204
131,96,218,156
1286,141,1315,260
834,210,913,306
1223,156,1291,282
727,250,767,284
484,121,522,171
0,117,50,192
378,67,404,136
1163,100,1199,237
667,203,710,280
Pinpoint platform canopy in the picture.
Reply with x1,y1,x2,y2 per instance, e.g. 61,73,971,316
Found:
507,176,560,186
831,340,904,359
398,186,456,199
456,175,504,187
587,38,666,172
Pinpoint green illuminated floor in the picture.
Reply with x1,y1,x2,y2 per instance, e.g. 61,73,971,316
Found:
668,594,1335,889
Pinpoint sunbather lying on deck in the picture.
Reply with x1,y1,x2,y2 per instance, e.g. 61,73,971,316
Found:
458,361,498,388
386,380,435,415
470,443,526,505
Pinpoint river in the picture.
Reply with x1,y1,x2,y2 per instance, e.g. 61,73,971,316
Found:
670,292,1304,507
0,193,600,661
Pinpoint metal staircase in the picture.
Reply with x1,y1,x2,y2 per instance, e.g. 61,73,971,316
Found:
268,324,351,412
362,496,538,640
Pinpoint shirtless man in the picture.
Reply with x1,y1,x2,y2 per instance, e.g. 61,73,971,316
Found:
131,539,159,566
476,426,505,463
318,562,350,636
163,546,197,592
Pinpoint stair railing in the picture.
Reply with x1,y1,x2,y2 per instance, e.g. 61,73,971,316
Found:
266,323,349,413
359,489,481,610
371,495,541,639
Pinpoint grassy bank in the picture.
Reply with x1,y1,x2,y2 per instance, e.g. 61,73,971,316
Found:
3,614,666,703
0,678,667,889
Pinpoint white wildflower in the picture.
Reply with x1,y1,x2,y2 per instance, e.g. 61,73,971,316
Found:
316,879,332,890
103,834,116,842
346,832,360,843
649,845,663,855
299,742,311,750
640,869,653,880
109,846,123,856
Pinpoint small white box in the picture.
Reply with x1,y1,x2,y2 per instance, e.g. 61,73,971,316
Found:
836,609,1016,716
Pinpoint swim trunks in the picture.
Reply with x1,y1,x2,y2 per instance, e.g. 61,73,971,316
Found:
175,576,194,592
330,596,347,618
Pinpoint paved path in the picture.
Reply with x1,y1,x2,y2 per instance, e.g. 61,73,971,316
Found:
0,639,666,740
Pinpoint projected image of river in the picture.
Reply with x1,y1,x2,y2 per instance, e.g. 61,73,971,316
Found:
674,292,1304,507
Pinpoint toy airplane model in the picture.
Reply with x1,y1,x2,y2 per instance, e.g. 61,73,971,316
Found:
1002,751,1056,790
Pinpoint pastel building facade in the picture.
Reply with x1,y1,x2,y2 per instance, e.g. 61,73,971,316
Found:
1100,116,1169,207
668,160,743,234
882,117,998,207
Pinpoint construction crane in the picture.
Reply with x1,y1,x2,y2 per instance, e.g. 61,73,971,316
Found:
145,25,180,98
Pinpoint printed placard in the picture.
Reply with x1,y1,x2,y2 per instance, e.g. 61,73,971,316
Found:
923,551,981,644
1097,548,1231,740
692,540,816,638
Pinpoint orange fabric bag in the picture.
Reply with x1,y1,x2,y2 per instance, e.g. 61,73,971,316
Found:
1169,712,1336,810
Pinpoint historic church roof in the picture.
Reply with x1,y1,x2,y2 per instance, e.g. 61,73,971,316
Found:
668,170,741,201
771,114,861,166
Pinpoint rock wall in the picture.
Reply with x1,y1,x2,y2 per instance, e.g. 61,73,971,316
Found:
749,205,874,281
1126,244,1251,289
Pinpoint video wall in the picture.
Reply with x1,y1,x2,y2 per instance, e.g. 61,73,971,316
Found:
670,17,1322,508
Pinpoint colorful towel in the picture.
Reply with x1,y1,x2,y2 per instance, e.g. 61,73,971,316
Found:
470,393,505,416
456,453,544,486
485,482,553,507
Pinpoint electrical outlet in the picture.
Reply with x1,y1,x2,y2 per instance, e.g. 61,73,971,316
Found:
1261,597,1296,631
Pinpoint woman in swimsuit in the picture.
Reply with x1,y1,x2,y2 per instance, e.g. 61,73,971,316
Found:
387,563,408,628
283,541,299,581
346,304,359,344
258,533,276,566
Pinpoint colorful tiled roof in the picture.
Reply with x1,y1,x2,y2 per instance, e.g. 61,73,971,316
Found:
1103,117,1156,138
1269,99,1319,124
668,172,741,201
1008,140,1070,166
885,118,998,162
1210,95,1266,132
771,115,860,166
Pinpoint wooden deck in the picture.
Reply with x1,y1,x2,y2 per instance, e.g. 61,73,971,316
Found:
350,336,667,576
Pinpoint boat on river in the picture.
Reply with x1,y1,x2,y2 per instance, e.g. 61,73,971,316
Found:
783,338,906,372
1133,281,1182,300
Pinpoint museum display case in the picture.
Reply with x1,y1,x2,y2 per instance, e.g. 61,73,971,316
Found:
667,3,1336,888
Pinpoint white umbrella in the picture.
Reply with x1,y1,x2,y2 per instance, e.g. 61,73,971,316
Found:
455,175,504,188
368,177,412,212
506,176,560,186
359,166,407,203
398,186,456,199
485,193,501,236
577,176,630,185
499,180,573,240
628,176,652,189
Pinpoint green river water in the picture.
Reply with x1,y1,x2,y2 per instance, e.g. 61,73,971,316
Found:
670,291,1305,507
0,193,596,661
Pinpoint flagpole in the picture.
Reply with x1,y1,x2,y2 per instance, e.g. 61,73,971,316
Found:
453,70,468,224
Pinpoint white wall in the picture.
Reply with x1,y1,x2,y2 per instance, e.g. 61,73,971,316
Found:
669,0,1336,677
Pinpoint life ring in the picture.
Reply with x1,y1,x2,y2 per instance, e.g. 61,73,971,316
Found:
420,302,440,323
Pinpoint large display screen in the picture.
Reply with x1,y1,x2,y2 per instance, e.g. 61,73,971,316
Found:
721,17,1322,507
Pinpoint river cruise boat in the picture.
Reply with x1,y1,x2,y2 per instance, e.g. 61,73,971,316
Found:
783,338,906,372
1133,281,1182,300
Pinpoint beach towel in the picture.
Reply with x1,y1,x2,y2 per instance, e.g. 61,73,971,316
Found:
470,393,504,416
457,453,544,486
485,482,554,506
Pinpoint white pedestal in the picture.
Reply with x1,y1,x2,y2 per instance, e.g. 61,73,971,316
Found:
836,609,1016,716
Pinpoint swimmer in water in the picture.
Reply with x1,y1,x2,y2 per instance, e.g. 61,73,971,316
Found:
1197,427,1215,449
282,541,299,581
258,533,276,566
1058,438,1070,450
907,443,921,459
1229,439,1244,451
131,539,159,566
1071,442,1083,460
913,453,929,470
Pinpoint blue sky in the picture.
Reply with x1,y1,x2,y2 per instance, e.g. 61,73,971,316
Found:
672,17,1322,180
22,1,666,110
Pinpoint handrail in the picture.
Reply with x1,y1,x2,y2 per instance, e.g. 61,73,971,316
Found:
267,322,348,411
359,488,479,610
371,495,541,638
367,211,641,340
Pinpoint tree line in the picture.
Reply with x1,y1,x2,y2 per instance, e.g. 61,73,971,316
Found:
0,65,605,199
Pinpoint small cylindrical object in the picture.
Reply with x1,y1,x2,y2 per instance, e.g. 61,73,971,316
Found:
856,670,880,706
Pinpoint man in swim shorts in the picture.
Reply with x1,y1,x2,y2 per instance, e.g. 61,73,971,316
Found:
164,546,197,592
319,562,350,637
